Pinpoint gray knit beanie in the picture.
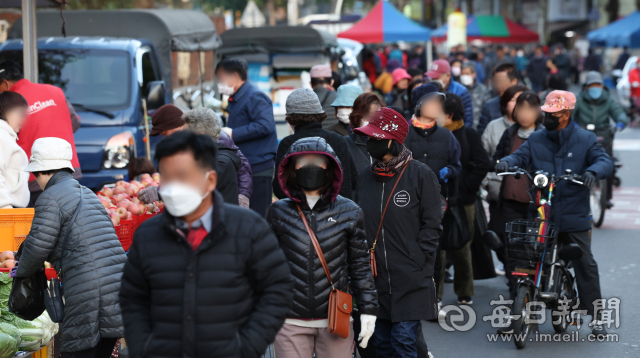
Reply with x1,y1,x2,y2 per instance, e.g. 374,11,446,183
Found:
286,88,325,114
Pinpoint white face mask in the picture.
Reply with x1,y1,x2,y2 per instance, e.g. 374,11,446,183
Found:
432,79,445,88
460,75,474,86
158,172,211,217
217,82,234,96
517,50,524,57
451,67,461,76
436,115,446,127
337,108,352,124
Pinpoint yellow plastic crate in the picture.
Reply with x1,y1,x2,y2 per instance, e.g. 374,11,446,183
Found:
0,208,34,252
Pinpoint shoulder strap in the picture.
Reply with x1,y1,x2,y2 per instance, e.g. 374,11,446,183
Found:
295,204,333,287
58,186,84,279
371,163,409,251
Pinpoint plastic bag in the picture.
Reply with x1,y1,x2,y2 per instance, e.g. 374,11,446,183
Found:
8,244,47,321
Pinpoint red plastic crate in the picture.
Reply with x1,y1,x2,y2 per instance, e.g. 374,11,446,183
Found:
132,208,164,233
114,219,134,251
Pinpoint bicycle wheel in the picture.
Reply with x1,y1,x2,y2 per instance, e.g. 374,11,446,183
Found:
591,179,606,228
513,285,532,349
551,268,575,333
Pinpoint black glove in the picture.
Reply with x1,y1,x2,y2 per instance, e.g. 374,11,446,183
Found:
583,171,596,190
495,161,510,173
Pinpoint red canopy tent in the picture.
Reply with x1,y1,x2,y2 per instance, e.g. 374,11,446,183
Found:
431,15,539,44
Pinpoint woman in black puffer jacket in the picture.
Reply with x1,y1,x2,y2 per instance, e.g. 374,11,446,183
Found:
267,136,377,358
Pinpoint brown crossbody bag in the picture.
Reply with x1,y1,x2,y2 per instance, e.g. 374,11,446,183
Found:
370,163,409,278
296,204,352,339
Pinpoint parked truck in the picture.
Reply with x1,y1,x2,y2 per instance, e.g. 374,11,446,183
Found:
2,9,220,189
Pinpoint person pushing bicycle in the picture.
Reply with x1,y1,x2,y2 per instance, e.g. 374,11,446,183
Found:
573,71,628,208
495,90,613,338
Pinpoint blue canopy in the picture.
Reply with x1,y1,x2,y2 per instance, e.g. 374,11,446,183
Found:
587,11,640,48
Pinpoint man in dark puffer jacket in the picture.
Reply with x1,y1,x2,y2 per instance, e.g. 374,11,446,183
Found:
120,131,292,358
16,137,126,356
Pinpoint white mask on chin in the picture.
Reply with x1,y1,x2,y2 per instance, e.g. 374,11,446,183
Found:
436,115,446,127
217,82,235,96
337,108,353,124
158,172,211,217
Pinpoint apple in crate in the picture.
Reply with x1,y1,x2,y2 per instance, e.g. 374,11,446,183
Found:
152,172,160,183
109,212,120,224
116,207,128,220
117,200,132,210
128,204,142,215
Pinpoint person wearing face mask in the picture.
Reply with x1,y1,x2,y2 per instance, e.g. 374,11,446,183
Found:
490,92,544,299
514,48,527,77
354,108,443,358
0,91,29,209
450,59,463,83
405,84,462,189
15,137,126,357
495,90,613,339
120,130,293,358
309,65,339,129
425,59,474,127
216,58,278,218
573,71,628,208
344,93,385,172
267,137,377,358
327,84,363,136
385,68,413,118
273,88,358,200
461,61,491,129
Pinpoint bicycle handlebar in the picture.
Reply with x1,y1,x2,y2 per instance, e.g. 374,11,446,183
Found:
498,167,586,187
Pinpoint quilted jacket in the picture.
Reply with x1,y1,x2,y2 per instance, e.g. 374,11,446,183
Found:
16,171,126,352
267,137,378,319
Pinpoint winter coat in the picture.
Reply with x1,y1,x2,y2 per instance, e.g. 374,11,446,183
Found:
267,137,377,319
583,54,602,72
273,122,358,200
451,125,491,205
119,192,293,358
446,79,474,127
227,82,278,173
477,96,502,135
16,172,126,352
499,121,613,232
527,55,548,87
386,88,411,118
467,82,492,129
554,53,571,78
219,131,252,198
314,86,339,130
355,159,444,322
374,72,393,95
405,124,463,189
573,87,629,137
327,121,351,137
346,133,371,173
0,120,29,208
216,144,241,205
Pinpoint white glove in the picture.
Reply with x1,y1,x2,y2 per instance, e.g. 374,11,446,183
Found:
238,194,250,208
632,81,640,88
358,314,376,348
222,127,233,138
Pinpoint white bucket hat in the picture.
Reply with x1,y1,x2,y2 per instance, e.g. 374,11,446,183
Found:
25,137,75,173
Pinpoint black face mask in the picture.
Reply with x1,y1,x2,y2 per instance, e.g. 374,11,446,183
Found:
366,139,391,160
543,112,561,131
295,165,327,191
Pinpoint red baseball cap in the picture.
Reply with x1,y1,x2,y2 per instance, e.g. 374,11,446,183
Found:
353,107,409,144
425,59,451,79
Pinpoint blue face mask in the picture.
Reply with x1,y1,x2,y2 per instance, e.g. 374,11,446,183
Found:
588,87,603,100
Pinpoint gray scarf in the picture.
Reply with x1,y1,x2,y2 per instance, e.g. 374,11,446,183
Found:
518,126,536,139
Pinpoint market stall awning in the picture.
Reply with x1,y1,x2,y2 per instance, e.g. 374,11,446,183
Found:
587,11,640,48
337,1,430,43
431,15,539,44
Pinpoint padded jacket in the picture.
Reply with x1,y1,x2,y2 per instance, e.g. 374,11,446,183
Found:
119,192,292,358
267,137,377,319
16,172,126,352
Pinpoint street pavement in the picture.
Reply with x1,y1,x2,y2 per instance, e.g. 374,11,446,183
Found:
422,126,640,357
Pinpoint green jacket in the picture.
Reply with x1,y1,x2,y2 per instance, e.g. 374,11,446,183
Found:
573,87,628,131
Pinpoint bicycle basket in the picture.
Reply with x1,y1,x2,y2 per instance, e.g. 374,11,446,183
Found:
506,219,557,262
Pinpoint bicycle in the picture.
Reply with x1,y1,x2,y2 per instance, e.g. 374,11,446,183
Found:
497,167,586,349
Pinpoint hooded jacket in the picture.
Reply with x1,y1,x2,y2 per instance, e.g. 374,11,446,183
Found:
573,87,629,132
0,120,29,208
355,157,444,322
499,121,613,232
15,172,126,352
120,192,292,358
273,122,358,200
267,137,377,319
